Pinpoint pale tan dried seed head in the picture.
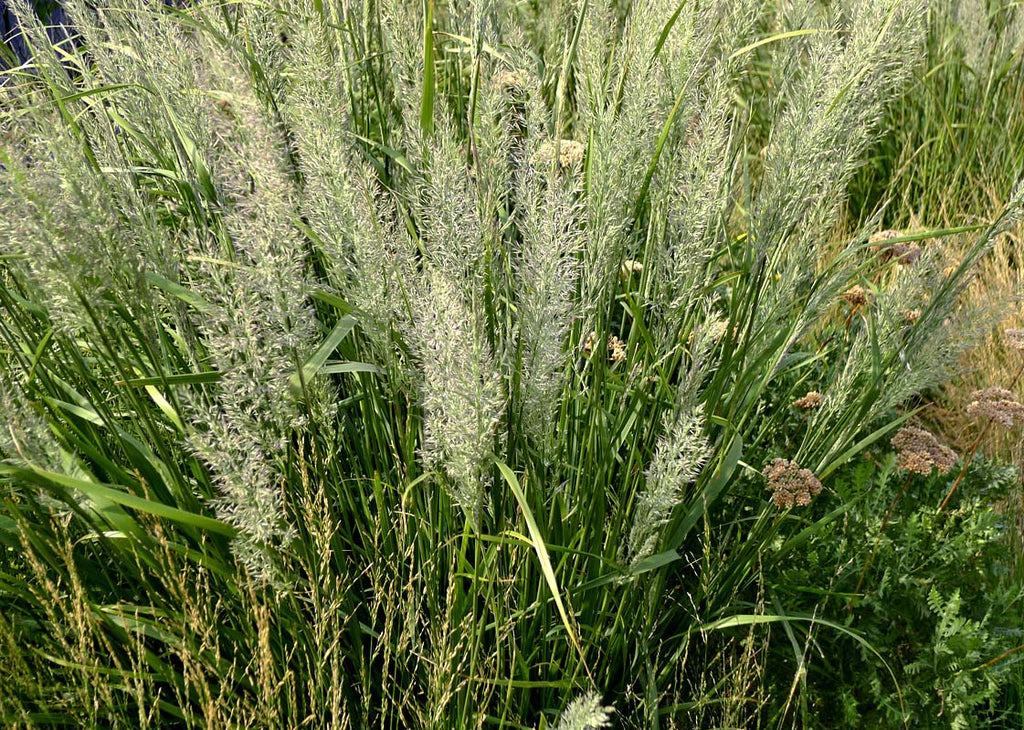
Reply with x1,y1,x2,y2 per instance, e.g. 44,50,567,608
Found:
1004,329,1024,351
966,387,1024,428
870,231,921,265
493,70,526,95
869,229,902,244
842,285,871,307
533,139,586,170
620,259,644,279
792,391,823,409
608,335,626,365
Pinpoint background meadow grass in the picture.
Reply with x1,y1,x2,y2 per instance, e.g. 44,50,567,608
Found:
1,0,1023,728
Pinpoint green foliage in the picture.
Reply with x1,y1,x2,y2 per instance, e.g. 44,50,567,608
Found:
765,455,1022,728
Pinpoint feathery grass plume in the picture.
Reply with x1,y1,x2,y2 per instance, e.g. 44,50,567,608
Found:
178,34,318,579
0,101,154,338
277,8,413,352
573,0,759,334
514,166,583,450
411,267,504,528
378,0,427,120
406,111,486,282
749,0,927,346
0,369,63,473
628,405,711,563
956,0,995,75
1007,2,1024,57
553,691,613,730
654,70,735,334
190,414,293,582
572,0,736,327
58,0,221,215
774,0,823,31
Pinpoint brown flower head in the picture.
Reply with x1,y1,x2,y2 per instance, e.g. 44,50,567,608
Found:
1004,329,1024,352
494,70,526,95
890,426,957,475
965,387,1024,428
763,458,823,509
869,230,901,244
842,285,872,307
870,230,921,265
792,391,823,409
890,242,921,265
620,259,644,279
901,309,922,324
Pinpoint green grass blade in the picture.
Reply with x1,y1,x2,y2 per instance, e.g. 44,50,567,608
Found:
288,315,359,396
1,465,237,538
420,0,435,136
493,457,588,672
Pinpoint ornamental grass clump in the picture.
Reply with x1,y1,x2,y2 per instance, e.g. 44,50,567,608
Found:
0,0,1021,726
553,692,614,730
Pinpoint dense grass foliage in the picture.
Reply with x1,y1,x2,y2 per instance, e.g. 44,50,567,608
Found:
1,0,1023,727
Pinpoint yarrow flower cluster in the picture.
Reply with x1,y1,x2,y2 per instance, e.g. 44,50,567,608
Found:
582,332,627,364
533,139,586,170
763,458,823,509
582,331,597,357
842,285,872,307
1004,328,1024,351
792,391,823,409
493,70,526,95
870,229,922,264
890,426,957,475
620,259,644,279
965,387,1024,428
608,335,627,364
